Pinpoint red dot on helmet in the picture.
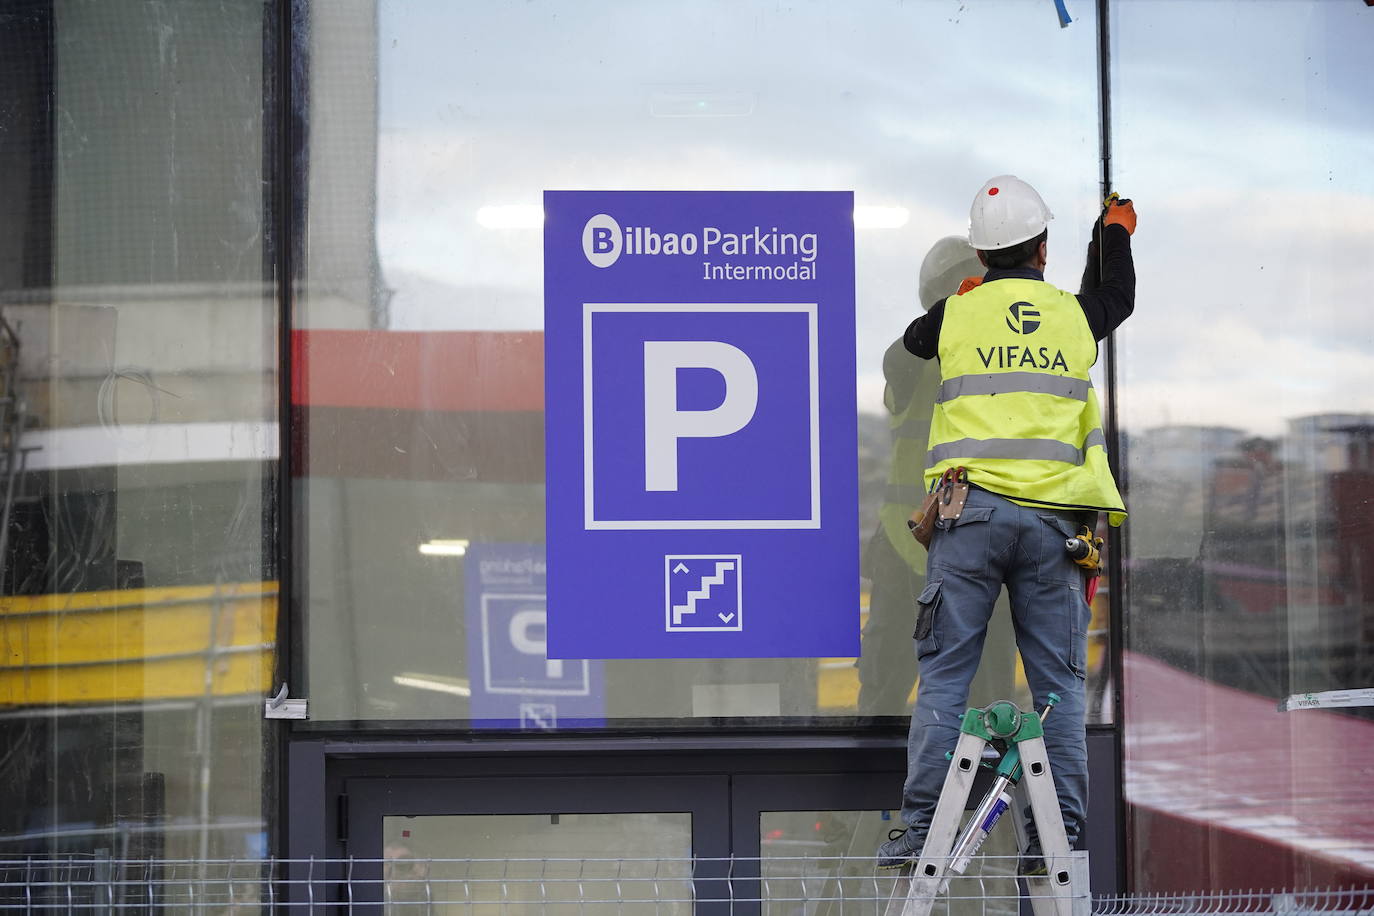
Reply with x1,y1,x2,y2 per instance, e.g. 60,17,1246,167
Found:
988,187,1000,196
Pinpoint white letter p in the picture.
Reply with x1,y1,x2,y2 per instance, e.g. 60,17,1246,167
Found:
509,608,562,679
643,341,759,492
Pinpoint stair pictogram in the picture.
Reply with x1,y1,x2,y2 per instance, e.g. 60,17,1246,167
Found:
665,555,743,632
672,560,733,625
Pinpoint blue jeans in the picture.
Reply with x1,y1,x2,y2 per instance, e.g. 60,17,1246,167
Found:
900,486,1092,846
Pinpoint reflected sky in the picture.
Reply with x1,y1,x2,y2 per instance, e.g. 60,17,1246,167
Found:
370,0,1374,429
1111,0,1374,435
372,0,1101,412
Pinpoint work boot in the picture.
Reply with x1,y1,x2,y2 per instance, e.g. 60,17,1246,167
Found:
1017,839,1047,878
876,827,925,869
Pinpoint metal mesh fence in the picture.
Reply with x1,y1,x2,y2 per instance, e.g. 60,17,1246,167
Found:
0,857,1368,914
1092,889,1374,916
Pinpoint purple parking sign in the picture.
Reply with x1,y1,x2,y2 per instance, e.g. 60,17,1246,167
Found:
464,543,605,728
544,191,858,659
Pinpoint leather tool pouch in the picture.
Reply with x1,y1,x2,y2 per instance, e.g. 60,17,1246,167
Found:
938,471,970,522
908,491,939,549
908,467,970,548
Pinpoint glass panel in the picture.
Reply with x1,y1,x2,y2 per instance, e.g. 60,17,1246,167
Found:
1113,0,1374,892
382,813,691,914
762,808,897,865
760,810,1018,916
299,0,1104,725
0,0,276,859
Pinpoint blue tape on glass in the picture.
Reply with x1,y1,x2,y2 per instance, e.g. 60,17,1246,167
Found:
1054,0,1072,27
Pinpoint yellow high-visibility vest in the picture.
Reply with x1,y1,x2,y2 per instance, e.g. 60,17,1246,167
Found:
878,353,941,569
924,277,1126,526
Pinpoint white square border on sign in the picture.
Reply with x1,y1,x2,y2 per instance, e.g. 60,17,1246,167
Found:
480,594,592,697
582,303,821,531
663,554,745,633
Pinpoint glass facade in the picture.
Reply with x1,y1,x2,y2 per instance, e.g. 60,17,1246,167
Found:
1112,0,1374,891
2,0,1371,898
0,0,277,860
298,0,1103,727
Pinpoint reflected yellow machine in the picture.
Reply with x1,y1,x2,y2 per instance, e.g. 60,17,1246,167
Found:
0,582,277,706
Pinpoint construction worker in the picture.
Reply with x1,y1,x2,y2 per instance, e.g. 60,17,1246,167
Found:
876,175,1136,873
859,237,1019,718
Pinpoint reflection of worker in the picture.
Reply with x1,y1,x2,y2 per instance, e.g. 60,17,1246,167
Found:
858,238,1015,716
877,175,1137,872
384,840,428,904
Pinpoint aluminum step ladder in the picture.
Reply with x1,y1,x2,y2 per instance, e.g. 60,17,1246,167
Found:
884,698,1089,916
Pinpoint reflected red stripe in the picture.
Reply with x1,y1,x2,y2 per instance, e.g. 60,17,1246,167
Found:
292,330,545,411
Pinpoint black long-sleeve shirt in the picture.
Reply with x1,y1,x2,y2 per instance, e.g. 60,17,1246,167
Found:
903,222,1135,358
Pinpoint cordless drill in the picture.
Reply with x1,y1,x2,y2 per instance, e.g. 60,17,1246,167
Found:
1065,526,1103,572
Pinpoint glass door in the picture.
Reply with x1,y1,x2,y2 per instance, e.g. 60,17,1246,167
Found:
345,774,731,911
341,765,924,912
732,774,918,916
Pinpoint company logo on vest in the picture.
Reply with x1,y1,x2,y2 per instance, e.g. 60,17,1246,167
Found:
1005,301,1041,335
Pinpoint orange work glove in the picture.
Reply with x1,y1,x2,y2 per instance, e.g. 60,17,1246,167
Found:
1103,198,1137,235
956,276,983,295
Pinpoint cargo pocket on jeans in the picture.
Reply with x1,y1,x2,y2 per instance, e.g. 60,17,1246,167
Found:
930,507,994,574
1035,514,1080,585
913,579,943,659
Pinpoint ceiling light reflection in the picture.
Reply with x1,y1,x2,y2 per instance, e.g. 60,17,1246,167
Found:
476,205,544,229
853,206,910,229
419,538,470,557
393,672,472,698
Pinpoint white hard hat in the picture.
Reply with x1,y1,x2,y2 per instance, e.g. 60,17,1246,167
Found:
967,175,1054,250
918,236,984,312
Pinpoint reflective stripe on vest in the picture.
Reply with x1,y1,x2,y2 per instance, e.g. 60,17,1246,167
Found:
927,429,1107,467
935,371,1091,404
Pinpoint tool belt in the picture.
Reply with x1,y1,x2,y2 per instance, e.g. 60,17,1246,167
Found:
908,467,969,549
